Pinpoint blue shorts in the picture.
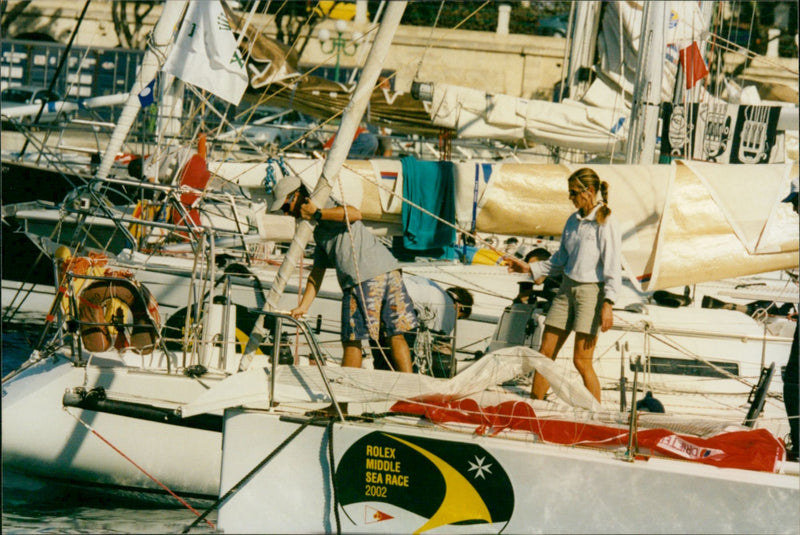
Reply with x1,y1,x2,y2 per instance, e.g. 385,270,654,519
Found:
341,270,418,342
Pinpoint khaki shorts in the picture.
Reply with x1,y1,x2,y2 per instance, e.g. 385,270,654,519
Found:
544,277,604,336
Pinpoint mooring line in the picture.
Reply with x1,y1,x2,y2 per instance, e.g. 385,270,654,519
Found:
182,417,316,534
64,408,216,530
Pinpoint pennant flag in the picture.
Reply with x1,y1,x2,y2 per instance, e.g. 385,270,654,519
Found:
678,42,709,89
162,0,248,105
137,78,156,108
365,506,394,524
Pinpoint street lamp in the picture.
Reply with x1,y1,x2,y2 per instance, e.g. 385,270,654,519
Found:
318,20,362,83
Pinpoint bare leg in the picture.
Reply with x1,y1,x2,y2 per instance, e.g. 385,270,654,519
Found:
531,326,568,399
573,332,601,402
342,341,363,368
389,334,413,373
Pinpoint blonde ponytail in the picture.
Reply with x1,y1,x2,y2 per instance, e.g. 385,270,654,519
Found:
597,180,611,224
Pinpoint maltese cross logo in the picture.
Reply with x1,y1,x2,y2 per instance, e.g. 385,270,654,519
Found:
468,455,493,479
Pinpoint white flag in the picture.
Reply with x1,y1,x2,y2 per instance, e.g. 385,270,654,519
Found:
162,1,248,105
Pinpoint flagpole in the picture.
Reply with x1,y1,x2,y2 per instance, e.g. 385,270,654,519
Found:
242,1,408,357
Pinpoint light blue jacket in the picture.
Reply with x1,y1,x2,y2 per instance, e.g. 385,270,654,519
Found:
529,204,622,304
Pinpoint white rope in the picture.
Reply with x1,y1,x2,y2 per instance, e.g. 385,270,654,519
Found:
412,1,446,83
334,176,393,369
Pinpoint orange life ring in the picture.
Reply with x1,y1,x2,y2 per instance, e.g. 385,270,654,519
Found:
77,279,160,354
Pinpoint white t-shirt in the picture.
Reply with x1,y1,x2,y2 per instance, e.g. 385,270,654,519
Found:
402,274,456,334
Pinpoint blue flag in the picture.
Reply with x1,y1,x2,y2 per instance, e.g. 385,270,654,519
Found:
138,79,156,108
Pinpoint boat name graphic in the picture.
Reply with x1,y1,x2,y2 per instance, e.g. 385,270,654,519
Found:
336,431,514,533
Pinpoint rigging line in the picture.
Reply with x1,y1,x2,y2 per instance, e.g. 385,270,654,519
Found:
744,2,756,62
711,1,725,100
217,2,290,150
450,1,492,31
220,22,378,160
346,2,388,86
243,16,381,111
182,417,315,534
33,44,94,168
9,117,89,189
334,176,392,369
327,420,342,535
613,314,755,388
412,0,446,82
727,0,738,56
179,83,267,156
1,220,67,323
211,0,269,143
706,34,799,75
556,1,575,107
63,407,215,530
19,0,91,159
608,0,625,164
245,15,445,156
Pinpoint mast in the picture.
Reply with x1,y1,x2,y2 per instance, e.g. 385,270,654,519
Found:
94,0,188,180
242,1,407,355
625,1,666,164
566,1,602,101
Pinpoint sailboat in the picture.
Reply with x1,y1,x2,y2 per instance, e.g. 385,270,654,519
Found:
2,2,798,529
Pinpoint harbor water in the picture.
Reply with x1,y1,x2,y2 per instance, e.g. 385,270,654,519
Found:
1,323,218,534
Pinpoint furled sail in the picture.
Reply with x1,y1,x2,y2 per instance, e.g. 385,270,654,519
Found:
425,83,629,154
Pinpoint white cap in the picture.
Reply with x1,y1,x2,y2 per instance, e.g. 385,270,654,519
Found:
268,175,303,212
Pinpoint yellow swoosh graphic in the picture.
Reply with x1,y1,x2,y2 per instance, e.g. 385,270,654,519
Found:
385,434,492,534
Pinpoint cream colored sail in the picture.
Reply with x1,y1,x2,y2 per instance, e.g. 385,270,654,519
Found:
217,158,798,293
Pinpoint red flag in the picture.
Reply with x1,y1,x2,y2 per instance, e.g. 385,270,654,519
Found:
365,506,394,523
679,41,709,89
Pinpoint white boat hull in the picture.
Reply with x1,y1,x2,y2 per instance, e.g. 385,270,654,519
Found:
218,408,799,534
1,356,223,502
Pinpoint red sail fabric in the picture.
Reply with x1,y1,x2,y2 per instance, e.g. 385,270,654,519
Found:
678,41,709,89
390,397,785,473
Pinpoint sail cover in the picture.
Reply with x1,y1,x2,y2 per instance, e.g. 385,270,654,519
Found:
427,84,628,154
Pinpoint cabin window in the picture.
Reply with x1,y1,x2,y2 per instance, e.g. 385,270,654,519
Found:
630,356,739,378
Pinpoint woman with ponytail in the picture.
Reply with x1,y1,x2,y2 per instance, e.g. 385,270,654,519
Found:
506,168,621,402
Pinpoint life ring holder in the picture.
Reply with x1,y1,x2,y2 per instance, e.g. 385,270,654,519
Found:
73,273,161,354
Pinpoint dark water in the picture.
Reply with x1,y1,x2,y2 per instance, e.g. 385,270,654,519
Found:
1,323,219,534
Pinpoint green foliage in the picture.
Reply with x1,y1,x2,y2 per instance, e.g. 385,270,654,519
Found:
389,1,570,34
